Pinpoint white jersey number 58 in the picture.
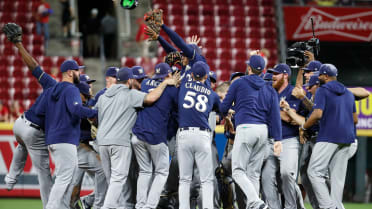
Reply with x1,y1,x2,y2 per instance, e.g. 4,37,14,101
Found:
183,91,208,112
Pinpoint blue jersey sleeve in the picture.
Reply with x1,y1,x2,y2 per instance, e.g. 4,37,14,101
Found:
32,66,57,90
65,86,97,118
158,35,177,54
313,88,326,111
161,24,195,59
220,80,238,116
269,88,282,141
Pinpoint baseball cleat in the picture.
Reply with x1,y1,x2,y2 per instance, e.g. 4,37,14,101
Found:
4,175,17,191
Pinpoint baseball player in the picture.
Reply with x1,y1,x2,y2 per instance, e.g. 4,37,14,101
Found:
94,67,177,209
301,64,357,209
2,23,55,208
34,59,98,209
132,63,179,209
132,66,148,90
68,81,108,209
177,61,220,209
220,55,282,209
88,67,119,106
267,63,306,209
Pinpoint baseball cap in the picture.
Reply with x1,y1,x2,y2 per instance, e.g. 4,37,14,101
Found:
191,61,209,78
131,66,147,79
270,63,291,76
303,61,322,72
246,55,265,71
79,74,96,84
106,67,119,77
229,72,245,81
152,63,172,80
209,71,217,83
117,67,133,81
263,72,273,81
76,82,91,96
304,75,320,87
60,60,85,73
319,64,338,77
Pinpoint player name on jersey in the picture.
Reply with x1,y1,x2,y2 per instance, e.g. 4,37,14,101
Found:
185,82,211,95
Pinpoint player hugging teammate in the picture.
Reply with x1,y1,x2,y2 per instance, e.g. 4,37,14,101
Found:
2,6,371,209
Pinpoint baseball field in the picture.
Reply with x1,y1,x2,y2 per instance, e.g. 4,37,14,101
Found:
0,198,371,209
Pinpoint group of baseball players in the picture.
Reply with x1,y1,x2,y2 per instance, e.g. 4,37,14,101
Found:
2,8,370,209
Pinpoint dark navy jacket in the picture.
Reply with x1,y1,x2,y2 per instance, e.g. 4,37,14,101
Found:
35,82,97,145
313,81,356,144
220,75,282,141
132,78,178,145
24,66,57,129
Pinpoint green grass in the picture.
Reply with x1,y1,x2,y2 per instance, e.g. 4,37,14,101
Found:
0,198,371,209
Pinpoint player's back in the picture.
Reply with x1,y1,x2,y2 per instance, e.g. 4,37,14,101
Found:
178,79,219,130
132,78,178,144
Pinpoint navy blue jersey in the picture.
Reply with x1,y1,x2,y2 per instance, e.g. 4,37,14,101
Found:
35,82,97,145
88,88,107,106
80,102,93,142
313,81,356,144
220,75,282,140
167,109,179,141
278,84,306,140
24,66,57,129
132,78,178,145
178,80,220,130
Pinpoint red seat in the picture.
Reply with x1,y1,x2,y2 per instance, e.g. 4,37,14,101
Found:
201,7,214,16
218,38,231,49
186,16,199,26
201,16,215,26
122,57,136,67
170,16,184,25
186,26,200,37
173,26,185,38
232,28,246,39
204,38,217,49
0,90,10,101
185,6,199,16
263,17,275,28
232,17,246,27
217,6,229,17
219,61,231,72
205,50,217,61
28,80,40,90
32,47,43,56
263,28,276,39
247,39,261,49
262,0,274,6
263,39,276,50
248,17,261,28
15,14,29,25
219,50,232,60
218,27,231,39
0,78,10,89
232,38,246,49
247,28,261,39
247,7,259,16
17,3,30,13
216,16,230,27
28,91,39,100
32,35,44,45
4,45,15,55
231,7,245,16
42,57,54,67
235,50,248,60
263,7,274,17
246,0,259,7
219,70,230,81
169,5,183,15
231,0,245,6
13,58,24,68
0,57,10,66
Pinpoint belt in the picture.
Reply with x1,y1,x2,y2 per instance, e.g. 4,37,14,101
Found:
179,127,211,132
21,115,42,131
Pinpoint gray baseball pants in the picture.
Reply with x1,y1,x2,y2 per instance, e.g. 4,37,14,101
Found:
99,145,132,209
69,143,108,209
177,128,214,209
308,141,356,209
8,116,53,209
299,139,320,209
232,124,267,209
278,137,302,209
46,143,78,209
132,135,169,209
261,138,281,209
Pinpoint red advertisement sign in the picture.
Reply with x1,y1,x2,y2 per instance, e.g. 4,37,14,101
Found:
283,6,372,42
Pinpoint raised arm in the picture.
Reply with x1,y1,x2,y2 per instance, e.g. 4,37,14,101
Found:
161,24,195,59
348,87,370,101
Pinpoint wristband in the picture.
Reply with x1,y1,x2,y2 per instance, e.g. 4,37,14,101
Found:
300,124,307,131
